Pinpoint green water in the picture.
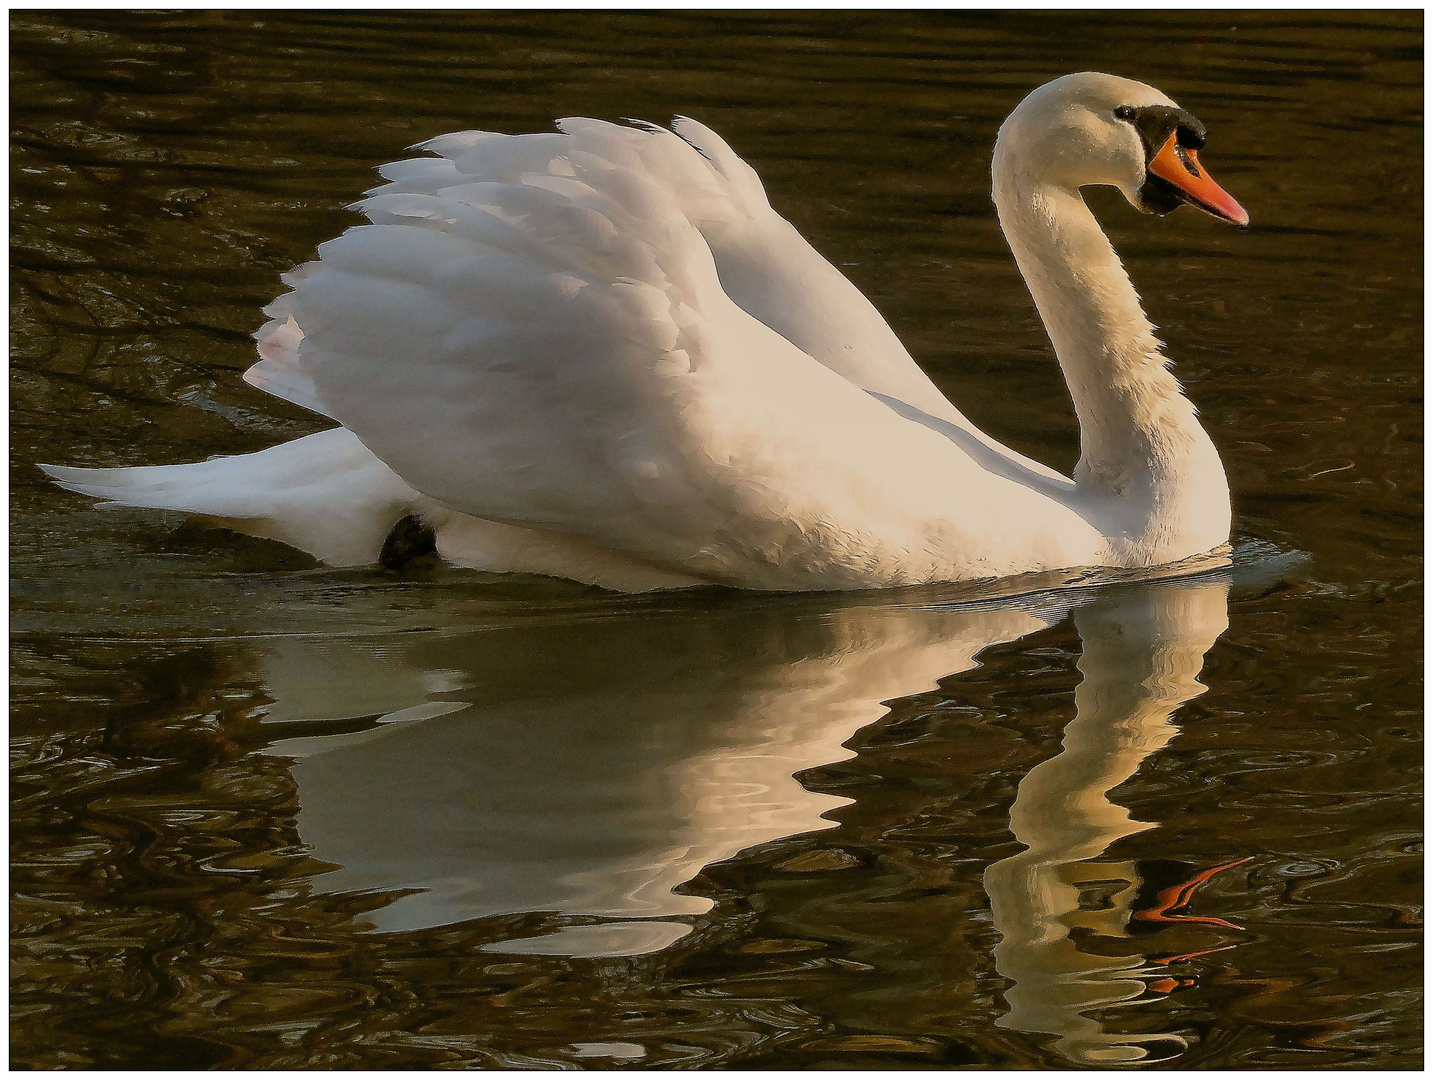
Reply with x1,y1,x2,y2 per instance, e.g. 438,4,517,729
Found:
11,10,1421,1069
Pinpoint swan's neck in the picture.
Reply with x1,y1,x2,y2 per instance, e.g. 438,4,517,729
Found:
993,170,1229,553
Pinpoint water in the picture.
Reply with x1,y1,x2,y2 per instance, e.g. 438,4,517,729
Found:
10,10,1421,1069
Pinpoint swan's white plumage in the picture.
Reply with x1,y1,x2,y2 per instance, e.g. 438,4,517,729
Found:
41,73,1236,591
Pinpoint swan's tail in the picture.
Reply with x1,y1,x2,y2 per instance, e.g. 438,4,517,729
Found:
39,427,423,567
40,427,707,587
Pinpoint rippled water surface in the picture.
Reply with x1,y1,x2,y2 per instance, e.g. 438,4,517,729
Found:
11,10,1422,1070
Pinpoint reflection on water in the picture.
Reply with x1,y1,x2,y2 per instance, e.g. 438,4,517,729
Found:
12,537,1419,1068
264,597,1055,952
253,568,1254,1064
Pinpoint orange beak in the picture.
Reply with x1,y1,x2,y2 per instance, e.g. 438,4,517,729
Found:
1149,134,1249,228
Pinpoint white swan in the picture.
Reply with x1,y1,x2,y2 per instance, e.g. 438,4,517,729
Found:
43,72,1249,592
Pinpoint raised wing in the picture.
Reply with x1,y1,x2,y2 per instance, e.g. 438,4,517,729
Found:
251,118,1069,493
249,122,1075,588
344,117,953,415
579,116,1070,488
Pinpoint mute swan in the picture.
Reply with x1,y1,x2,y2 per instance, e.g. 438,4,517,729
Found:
42,72,1249,592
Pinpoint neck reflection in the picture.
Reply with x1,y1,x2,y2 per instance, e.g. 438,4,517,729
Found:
984,577,1236,1065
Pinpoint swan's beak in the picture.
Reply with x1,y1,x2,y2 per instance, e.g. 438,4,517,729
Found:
1149,134,1250,229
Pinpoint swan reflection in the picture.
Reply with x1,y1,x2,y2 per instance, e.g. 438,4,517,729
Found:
258,564,1259,1057
261,592,1058,954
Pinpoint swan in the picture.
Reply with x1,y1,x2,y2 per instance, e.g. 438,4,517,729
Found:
42,72,1249,592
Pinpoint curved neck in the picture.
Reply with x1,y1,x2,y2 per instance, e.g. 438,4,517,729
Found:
992,164,1229,556
996,178,1198,480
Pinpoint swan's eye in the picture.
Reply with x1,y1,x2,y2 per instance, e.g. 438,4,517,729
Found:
1114,105,1136,122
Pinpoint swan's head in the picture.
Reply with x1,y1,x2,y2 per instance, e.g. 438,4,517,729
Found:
995,72,1248,228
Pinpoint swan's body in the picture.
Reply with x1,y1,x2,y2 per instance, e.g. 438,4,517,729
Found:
44,73,1247,592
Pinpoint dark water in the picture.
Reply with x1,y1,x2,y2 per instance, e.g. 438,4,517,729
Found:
10,10,1422,1070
